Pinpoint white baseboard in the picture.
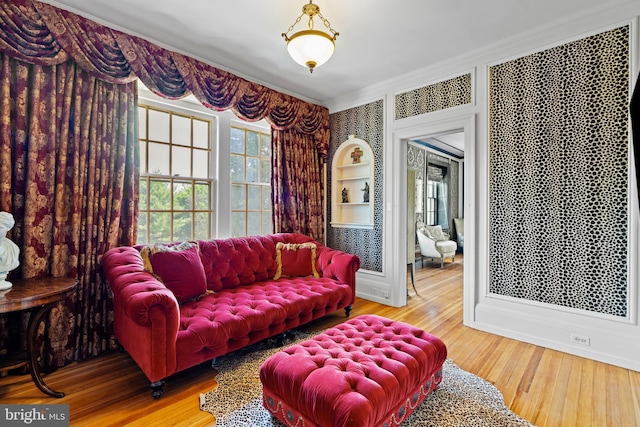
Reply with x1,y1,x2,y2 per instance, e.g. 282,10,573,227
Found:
471,301,640,372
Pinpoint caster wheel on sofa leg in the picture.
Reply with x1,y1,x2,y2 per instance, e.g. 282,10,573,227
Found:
150,380,165,399
345,305,352,317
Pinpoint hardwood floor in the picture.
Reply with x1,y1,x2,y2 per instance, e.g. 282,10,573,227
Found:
1,254,639,426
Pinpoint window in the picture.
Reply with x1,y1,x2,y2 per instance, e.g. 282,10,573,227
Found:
425,180,438,225
230,126,272,236
137,105,214,244
425,164,450,228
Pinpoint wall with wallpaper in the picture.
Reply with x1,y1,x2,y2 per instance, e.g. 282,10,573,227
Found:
328,100,384,272
488,25,630,317
330,27,629,316
325,4,640,370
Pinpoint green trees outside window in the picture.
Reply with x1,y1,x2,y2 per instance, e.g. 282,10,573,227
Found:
137,105,213,244
230,126,272,237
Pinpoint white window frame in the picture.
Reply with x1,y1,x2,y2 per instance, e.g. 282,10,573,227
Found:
230,121,273,237
136,96,217,244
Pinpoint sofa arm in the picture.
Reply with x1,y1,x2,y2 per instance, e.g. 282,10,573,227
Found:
102,247,180,381
316,246,361,305
102,247,179,325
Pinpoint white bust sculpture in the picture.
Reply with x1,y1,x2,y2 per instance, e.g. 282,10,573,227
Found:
0,212,20,291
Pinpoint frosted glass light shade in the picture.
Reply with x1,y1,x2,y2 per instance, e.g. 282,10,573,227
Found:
286,30,335,72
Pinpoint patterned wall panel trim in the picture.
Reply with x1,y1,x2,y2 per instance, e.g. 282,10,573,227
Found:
408,145,426,226
488,26,629,317
329,100,384,272
395,73,472,120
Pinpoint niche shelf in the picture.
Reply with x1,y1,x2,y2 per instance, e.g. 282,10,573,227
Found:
331,135,374,229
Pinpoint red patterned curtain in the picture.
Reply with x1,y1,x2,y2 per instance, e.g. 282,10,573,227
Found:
272,129,325,240
0,0,138,367
38,0,331,239
0,52,138,365
0,0,329,367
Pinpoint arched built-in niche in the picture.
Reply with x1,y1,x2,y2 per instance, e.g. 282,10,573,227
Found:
331,135,375,228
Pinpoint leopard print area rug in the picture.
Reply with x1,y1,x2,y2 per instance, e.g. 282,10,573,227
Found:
199,331,535,427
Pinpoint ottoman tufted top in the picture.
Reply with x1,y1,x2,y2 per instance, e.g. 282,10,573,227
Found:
260,314,447,426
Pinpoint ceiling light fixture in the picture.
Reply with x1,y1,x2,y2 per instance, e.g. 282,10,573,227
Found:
282,0,339,73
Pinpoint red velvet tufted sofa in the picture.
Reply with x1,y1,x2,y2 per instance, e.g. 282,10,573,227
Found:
101,233,360,398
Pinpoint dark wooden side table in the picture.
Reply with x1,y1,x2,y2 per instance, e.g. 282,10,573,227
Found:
0,277,78,398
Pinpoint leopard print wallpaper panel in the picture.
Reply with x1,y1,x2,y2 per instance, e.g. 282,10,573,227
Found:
488,26,629,317
395,73,472,120
328,100,384,272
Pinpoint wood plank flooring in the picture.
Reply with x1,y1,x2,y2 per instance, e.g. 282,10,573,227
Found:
1,254,639,426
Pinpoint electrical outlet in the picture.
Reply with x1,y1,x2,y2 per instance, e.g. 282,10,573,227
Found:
571,334,590,346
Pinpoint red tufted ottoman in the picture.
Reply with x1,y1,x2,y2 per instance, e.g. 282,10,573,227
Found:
259,314,447,427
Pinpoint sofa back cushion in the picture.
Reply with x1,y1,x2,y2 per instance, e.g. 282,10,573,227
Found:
139,241,207,303
197,233,315,291
273,242,319,280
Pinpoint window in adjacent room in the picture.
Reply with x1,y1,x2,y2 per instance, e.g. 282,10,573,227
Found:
230,125,272,237
137,105,214,244
425,164,448,228
425,179,438,225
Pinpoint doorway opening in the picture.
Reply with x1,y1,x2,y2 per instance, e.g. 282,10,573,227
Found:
407,131,465,297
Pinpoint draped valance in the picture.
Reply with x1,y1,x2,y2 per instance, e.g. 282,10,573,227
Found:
0,0,329,157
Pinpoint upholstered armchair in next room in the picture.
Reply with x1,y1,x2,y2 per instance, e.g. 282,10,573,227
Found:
416,222,457,268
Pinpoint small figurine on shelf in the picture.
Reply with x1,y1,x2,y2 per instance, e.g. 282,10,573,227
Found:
350,147,363,164
341,187,349,203
361,182,370,203
0,212,20,291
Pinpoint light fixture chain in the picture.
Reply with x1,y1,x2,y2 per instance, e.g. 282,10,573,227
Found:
317,11,338,38
284,12,305,37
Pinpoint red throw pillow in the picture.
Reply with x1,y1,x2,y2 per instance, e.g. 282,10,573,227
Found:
273,242,319,280
140,241,207,303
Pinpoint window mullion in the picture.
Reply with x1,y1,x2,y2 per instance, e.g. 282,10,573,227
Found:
137,104,213,244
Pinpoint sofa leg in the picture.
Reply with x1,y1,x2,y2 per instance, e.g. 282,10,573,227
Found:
275,333,286,347
345,305,352,317
150,380,165,399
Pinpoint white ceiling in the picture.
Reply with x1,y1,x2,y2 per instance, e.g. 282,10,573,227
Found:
415,132,465,157
44,0,630,105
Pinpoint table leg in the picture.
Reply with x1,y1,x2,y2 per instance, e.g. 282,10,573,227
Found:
27,303,65,398
407,262,418,295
